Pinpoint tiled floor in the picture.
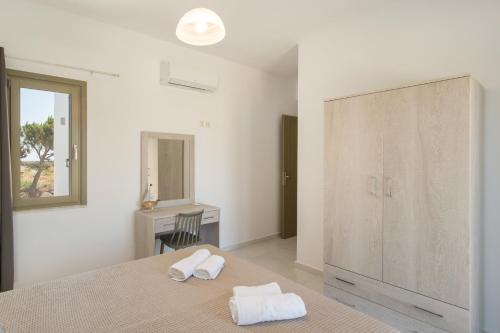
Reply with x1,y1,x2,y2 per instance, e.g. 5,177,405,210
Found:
229,236,323,293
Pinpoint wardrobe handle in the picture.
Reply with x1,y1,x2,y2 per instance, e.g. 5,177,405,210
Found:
385,177,393,197
369,176,377,197
414,306,443,318
335,277,355,286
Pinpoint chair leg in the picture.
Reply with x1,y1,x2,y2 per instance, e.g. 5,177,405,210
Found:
160,241,165,254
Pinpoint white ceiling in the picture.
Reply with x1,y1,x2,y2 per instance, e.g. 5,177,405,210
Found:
27,0,394,78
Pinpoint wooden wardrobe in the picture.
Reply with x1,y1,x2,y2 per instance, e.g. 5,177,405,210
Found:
323,76,482,333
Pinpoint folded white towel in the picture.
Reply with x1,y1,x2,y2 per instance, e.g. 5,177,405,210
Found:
193,255,225,280
233,282,282,297
229,293,307,326
168,249,211,281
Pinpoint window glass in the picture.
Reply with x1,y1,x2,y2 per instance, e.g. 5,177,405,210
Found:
19,88,70,198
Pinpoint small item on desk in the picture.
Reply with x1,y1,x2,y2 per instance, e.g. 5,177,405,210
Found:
141,183,158,211
233,282,282,297
168,249,211,281
229,293,307,326
141,200,158,211
193,255,225,280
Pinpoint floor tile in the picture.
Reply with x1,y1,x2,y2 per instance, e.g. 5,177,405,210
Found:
229,236,323,293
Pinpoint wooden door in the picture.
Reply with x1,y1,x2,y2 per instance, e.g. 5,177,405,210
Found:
324,95,384,280
382,77,470,308
281,115,297,238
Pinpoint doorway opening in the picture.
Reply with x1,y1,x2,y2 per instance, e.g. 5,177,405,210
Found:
281,114,297,239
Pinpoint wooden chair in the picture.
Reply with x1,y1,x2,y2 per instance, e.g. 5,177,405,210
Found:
160,210,204,254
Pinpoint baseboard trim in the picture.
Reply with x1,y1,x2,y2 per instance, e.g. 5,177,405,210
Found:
294,261,323,275
221,233,281,251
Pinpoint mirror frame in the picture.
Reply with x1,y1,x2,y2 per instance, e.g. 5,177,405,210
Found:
141,131,195,208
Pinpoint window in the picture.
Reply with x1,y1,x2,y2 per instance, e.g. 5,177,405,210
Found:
7,70,86,210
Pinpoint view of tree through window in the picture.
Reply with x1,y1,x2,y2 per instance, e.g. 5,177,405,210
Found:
20,88,70,198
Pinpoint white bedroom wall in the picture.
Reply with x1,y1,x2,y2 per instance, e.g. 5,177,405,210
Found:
0,0,296,287
296,1,500,331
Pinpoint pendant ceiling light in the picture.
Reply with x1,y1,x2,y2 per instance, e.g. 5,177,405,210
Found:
176,8,225,46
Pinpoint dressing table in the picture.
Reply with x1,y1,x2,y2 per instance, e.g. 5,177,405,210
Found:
134,132,220,259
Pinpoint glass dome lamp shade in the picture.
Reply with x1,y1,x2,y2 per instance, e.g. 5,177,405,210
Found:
176,8,226,46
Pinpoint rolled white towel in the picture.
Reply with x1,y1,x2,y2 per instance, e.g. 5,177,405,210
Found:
193,255,225,280
229,293,307,326
233,282,282,297
168,249,211,281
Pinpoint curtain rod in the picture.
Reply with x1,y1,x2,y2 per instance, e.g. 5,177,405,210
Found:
6,55,120,78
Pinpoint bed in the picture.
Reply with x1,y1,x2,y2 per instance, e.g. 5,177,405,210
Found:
0,245,398,332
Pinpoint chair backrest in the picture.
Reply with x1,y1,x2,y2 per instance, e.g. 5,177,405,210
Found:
171,210,204,249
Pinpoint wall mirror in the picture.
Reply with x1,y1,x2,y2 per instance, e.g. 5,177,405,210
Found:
141,132,194,207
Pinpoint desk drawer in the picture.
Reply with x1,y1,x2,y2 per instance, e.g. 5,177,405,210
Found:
155,211,218,234
154,217,175,234
202,210,219,224
324,264,468,333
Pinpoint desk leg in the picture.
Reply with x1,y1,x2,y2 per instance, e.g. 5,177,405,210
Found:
135,214,156,259
200,223,219,247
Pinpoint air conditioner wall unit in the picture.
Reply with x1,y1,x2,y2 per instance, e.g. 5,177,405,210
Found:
160,61,218,92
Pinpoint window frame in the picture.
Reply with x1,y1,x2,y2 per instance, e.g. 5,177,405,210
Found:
7,69,87,210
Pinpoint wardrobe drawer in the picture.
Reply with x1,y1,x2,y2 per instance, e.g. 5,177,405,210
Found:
154,217,175,234
202,210,219,224
324,284,447,333
324,264,468,333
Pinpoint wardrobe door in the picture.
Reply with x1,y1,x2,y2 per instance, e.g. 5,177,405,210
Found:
324,95,384,280
382,77,470,308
